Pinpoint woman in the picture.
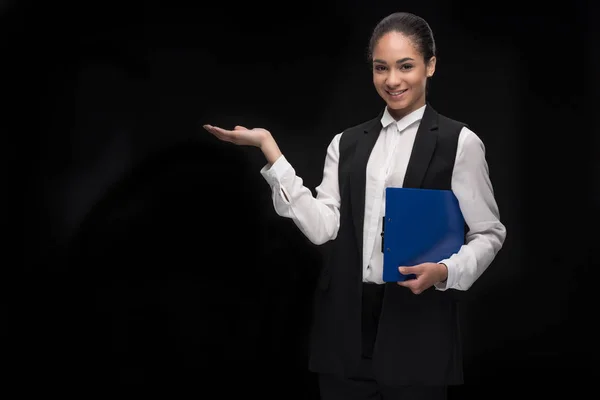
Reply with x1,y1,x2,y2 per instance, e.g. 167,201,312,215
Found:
203,11,506,400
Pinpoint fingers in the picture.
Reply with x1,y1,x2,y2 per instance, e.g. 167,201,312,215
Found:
397,265,424,294
399,266,421,276
203,124,221,137
203,124,247,132
203,124,229,134
397,263,444,294
203,124,237,143
202,124,218,134
396,278,425,295
202,123,261,147
203,124,248,136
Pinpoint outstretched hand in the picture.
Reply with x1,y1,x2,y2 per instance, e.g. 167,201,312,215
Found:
396,262,448,294
203,124,270,148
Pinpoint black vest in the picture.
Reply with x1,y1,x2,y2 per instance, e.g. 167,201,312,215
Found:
308,104,468,386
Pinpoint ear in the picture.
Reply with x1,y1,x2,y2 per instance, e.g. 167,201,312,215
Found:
426,56,437,78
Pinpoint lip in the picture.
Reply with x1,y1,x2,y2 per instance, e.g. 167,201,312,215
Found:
386,89,408,99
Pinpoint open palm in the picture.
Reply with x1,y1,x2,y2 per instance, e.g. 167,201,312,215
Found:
203,124,269,148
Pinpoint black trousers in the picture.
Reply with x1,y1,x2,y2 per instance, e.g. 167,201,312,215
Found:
318,282,447,400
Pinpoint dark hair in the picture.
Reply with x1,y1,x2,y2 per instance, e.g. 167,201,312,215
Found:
367,12,436,63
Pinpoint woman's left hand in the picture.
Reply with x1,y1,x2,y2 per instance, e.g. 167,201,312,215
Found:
396,262,448,294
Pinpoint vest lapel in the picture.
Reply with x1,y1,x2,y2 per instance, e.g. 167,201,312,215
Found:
402,104,439,188
349,113,383,260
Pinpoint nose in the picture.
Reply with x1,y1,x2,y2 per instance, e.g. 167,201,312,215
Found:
386,69,402,88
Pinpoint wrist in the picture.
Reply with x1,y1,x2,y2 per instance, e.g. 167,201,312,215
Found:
438,262,448,283
260,133,282,165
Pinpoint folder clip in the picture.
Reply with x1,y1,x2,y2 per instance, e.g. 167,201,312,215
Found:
381,216,385,252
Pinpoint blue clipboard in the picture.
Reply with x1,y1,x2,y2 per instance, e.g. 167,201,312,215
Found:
382,187,465,282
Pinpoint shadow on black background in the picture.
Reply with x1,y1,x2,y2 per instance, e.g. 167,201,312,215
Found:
8,0,597,397
18,140,323,396
68,142,320,395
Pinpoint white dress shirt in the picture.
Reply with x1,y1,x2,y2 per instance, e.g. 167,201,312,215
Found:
260,105,506,291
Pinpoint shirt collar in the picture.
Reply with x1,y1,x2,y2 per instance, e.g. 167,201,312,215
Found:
380,104,427,133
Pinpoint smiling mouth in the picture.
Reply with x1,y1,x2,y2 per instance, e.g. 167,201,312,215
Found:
387,89,408,96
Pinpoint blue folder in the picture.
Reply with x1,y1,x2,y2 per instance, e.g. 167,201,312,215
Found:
382,187,466,282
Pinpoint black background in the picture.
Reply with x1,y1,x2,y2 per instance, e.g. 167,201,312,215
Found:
8,0,598,397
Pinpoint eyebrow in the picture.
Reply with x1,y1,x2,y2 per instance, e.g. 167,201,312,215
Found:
373,57,415,64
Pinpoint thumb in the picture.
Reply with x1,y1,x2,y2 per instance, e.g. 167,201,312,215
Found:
398,266,418,275
234,125,248,130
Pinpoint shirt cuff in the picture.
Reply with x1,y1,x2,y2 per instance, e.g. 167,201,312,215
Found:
260,154,289,183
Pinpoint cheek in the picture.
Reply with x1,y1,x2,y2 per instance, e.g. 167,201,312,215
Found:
409,76,428,89
373,75,385,88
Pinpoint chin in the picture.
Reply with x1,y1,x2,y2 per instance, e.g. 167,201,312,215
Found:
387,103,408,113
386,102,414,120
388,103,405,109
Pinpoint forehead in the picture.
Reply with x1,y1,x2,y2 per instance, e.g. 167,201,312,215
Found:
373,31,420,60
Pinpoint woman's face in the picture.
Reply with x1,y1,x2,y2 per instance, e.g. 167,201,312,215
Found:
372,31,435,120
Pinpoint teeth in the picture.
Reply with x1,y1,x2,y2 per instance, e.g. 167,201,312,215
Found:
389,90,406,95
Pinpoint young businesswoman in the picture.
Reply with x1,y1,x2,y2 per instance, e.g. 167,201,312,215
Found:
203,11,506,400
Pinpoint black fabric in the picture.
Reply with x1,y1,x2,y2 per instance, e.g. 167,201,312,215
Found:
361,282,386,358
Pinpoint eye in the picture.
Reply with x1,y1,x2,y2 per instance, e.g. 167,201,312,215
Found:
399,64,414,71
374,64,387,72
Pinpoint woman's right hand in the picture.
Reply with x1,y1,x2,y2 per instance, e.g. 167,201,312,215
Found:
202,124,269,148
203,124,283,165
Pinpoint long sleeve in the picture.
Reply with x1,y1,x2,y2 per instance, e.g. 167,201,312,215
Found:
260,133,342,245
435,127,507,291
